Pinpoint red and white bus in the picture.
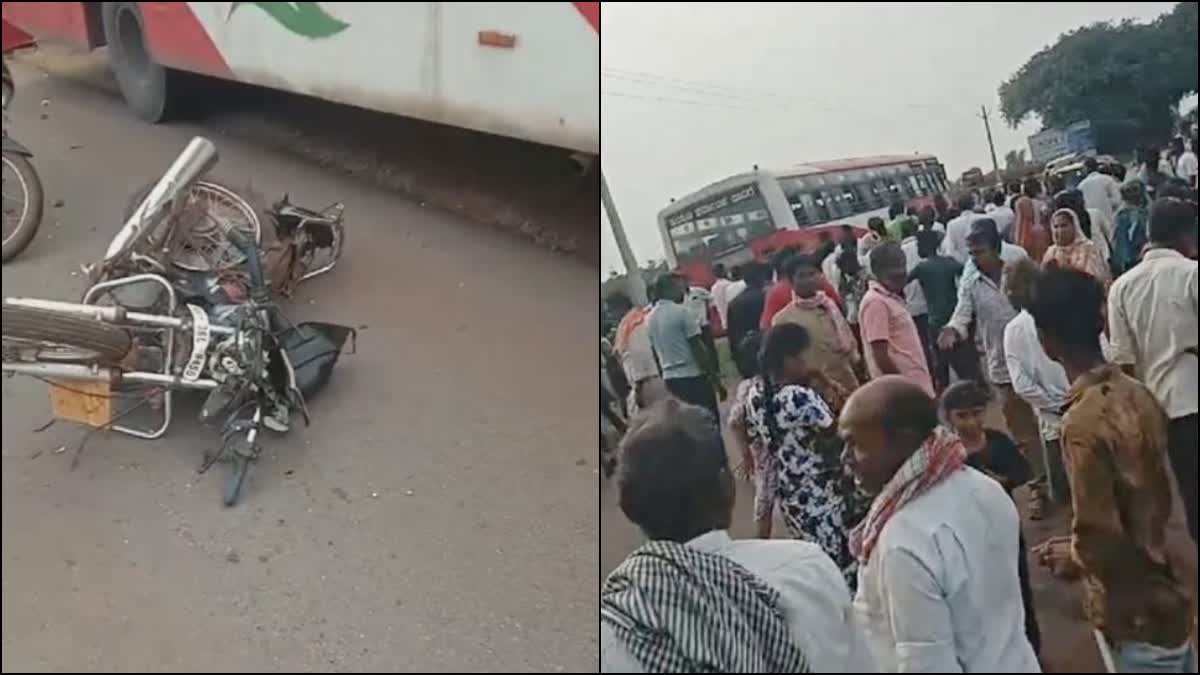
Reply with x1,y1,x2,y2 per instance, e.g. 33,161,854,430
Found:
658,154,948,284
2,2,598,157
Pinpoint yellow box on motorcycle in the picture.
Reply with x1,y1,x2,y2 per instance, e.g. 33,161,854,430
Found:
48,380,113,427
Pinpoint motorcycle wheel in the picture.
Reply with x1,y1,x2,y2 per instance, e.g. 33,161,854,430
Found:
123,178,265,272
1,150,44,263
1,305,131,363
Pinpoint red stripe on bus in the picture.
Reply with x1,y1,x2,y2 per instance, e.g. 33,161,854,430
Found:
139,2,233,78
573,2,598,33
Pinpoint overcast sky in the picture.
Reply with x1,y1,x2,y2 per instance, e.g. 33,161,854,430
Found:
600,1,1180,275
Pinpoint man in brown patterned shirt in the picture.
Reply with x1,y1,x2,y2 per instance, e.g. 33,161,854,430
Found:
1030,267,1195,672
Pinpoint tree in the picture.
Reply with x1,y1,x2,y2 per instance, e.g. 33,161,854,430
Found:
1004,149,1028,173
998,2,1198,154
601,259,670,302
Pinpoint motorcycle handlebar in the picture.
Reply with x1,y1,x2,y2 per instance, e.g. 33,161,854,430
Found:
224,228,270,303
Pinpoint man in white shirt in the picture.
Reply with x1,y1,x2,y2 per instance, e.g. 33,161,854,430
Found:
986,191,1015,242
684,282,719,376
726,264,747,305
916,205,946,235
839,377,1040,673
709,264,734,330
684,283,711,329
940,220,1046,516
1172,136,1198,188
1077,157,1122,225
1107,197,1199,542
601,399,877,673
1002,259,1072,507
607,293,662,418
940,193,979,263
899,218,934,371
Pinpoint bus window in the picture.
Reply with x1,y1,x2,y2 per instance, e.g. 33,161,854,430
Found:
914,173,929,195
673,236,705,261
666,183,777,261
791,202,810,227
670,221,697,238
870,180,889,209
853,183,874,212
840,186,863,214
798,193,819,225
894,167,915,199
811,191,832,222
747,210,774,238
816,189,837,218
838,190,855,217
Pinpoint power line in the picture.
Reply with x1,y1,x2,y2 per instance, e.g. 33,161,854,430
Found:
602,69,787,102
602,89,771,112
603,69,844,115
602,66,945,113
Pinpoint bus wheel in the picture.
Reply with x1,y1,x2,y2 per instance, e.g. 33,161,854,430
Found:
102,1,179,123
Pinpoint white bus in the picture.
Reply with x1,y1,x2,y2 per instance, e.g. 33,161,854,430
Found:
658,154,948,283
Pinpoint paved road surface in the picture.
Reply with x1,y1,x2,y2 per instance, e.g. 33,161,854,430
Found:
2,63,597,672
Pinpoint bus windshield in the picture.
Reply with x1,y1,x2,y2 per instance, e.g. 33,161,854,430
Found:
663,183,775,263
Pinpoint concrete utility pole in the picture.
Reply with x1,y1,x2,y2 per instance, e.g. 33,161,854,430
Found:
980,104,1002,186
600,170,648,305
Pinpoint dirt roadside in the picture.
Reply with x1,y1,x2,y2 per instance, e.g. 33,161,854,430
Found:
13,43,599,265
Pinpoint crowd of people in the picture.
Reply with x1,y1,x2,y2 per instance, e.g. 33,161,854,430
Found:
600,148,1199,672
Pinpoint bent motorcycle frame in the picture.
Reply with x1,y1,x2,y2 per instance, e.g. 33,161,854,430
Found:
3,274,230,438
295,203,345,284
104,137,218,264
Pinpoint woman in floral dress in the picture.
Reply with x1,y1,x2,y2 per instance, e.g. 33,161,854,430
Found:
729,323,864,589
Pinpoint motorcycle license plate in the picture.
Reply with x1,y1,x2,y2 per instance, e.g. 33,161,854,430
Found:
49,379,113,427
183,304,211,382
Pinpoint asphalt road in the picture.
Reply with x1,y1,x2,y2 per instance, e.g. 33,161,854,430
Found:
2,63,597,672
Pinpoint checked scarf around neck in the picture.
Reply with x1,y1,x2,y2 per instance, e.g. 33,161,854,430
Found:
849,426,967,563
601,539,810,673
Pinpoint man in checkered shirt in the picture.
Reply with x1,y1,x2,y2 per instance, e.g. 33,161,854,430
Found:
600,399,875,673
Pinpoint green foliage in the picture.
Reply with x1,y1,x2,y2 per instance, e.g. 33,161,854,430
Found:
1004,149,1029,172
998,2,1197,153
601,259,670,302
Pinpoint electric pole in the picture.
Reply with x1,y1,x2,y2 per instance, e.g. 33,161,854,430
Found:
980,104,1001,187
600,170,648,305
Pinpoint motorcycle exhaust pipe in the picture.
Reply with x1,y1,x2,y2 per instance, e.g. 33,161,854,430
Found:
3,297,235,335
1,362,218,390
105,136,219,262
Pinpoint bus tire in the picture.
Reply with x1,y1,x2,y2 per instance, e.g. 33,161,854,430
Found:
102,1,179,123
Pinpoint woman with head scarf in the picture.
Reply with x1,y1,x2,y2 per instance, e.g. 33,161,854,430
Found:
1043,208,1111,287
1053,189,1112,273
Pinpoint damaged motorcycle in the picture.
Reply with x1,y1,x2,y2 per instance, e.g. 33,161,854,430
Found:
1,136,352,506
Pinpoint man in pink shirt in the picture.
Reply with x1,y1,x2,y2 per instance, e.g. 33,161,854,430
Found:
858,241,935,396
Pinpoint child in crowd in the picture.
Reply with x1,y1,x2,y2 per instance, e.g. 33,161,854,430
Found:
941,381,1042,658
730,324,861,588
730,332,778,539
